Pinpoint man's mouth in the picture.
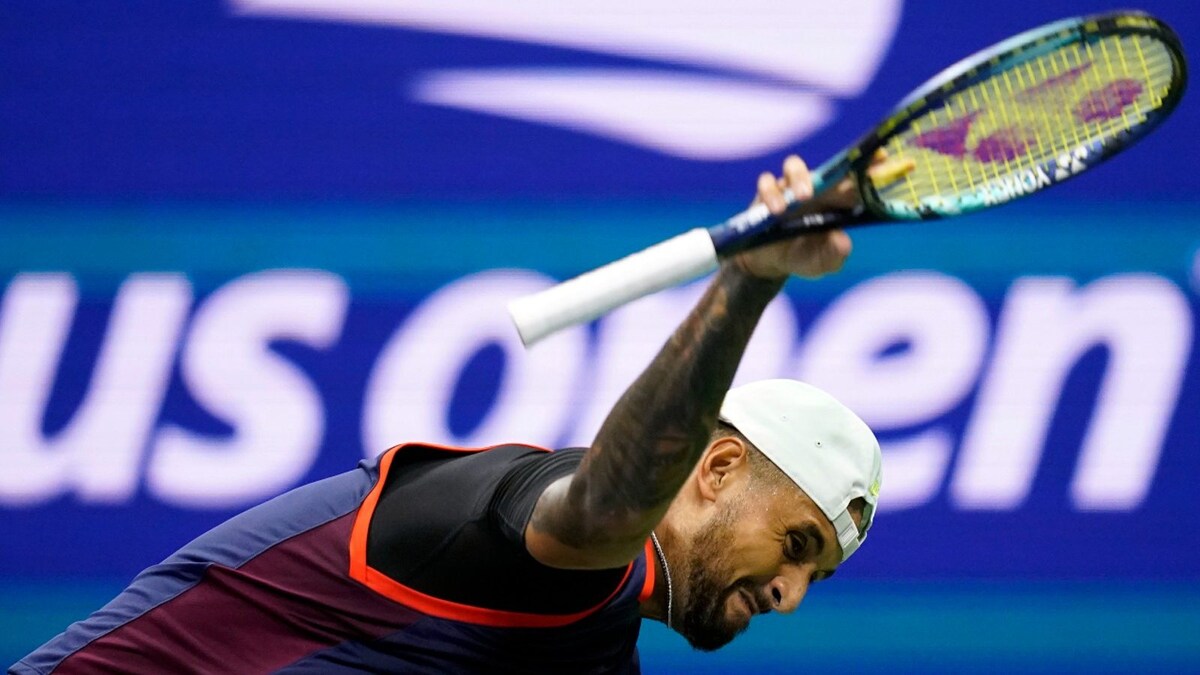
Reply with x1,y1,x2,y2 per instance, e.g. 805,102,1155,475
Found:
735,588,758,621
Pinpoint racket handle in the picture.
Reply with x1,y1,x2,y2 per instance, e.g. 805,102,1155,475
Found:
509,228,718,345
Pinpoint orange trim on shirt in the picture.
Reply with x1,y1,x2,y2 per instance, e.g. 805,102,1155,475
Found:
358,555,635,629
638,538,656,603
348,442,640,628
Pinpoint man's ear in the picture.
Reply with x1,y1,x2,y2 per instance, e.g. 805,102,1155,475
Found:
696,435,750,502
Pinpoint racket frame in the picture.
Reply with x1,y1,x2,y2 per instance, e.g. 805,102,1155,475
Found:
707,10,1187,255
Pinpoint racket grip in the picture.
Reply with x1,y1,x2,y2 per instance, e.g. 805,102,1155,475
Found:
509,228,719,345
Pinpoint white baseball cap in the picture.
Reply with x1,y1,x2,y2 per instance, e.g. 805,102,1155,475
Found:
718,379,881,562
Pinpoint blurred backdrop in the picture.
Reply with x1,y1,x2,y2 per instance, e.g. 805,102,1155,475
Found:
2,1,1198,672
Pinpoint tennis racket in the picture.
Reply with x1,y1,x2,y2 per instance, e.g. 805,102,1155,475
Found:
509,10,1187,346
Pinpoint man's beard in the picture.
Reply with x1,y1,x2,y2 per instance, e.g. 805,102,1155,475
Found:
676,502,762,651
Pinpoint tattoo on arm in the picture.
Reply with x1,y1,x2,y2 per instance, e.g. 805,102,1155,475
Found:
530,260,785,556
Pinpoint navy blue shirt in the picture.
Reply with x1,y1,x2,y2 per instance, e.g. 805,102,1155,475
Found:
12,444,654,674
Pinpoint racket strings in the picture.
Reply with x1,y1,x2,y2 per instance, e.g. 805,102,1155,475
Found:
875,31,1179,214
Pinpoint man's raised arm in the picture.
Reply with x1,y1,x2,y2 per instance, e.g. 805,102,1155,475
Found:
524,155,856,570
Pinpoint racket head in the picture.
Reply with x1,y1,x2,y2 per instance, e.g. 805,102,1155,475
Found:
845,11,1187,222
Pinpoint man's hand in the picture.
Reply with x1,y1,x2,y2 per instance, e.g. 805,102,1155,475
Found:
733,155,852,281
734,152,913,281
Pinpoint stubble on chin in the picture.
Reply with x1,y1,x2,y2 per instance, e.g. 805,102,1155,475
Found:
675,509,749,652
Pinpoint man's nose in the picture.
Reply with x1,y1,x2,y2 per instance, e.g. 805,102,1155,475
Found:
766,567,811,614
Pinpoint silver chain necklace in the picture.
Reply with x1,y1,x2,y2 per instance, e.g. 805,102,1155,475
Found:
649,530,673,628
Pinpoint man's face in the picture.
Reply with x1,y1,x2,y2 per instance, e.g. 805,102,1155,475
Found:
675,481,848,651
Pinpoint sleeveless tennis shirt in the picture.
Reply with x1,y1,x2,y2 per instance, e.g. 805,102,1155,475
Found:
12,444,656,674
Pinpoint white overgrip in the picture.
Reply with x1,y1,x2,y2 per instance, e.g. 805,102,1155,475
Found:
508,228,719,346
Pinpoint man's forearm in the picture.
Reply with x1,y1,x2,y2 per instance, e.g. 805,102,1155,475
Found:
531,260,784,560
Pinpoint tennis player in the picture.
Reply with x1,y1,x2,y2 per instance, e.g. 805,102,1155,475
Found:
12,155,883,674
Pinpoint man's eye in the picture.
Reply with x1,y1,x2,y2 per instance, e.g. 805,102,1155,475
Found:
785,533,806,560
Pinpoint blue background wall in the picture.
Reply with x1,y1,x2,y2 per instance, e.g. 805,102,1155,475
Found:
2,1,1198,672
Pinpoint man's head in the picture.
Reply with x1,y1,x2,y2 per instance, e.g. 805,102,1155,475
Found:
662,380,881,651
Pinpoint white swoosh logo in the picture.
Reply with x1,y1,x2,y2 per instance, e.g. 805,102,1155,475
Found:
230,0,902,159
413,68,834,160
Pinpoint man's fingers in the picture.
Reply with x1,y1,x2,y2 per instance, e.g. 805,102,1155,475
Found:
786,228,852,279
760,156,813,215
781,155,813,200
758,171,786,214
810,228,850,259
828,229,852,261
817,229,852,275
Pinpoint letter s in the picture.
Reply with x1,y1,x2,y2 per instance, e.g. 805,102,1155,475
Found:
148,270,349,508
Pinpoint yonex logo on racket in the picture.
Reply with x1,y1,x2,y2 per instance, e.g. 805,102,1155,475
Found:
978,140,1100,207
978,166,1054,207
1053,146,1091,181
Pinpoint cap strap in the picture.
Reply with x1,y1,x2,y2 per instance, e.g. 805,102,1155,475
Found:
832,510,860,561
